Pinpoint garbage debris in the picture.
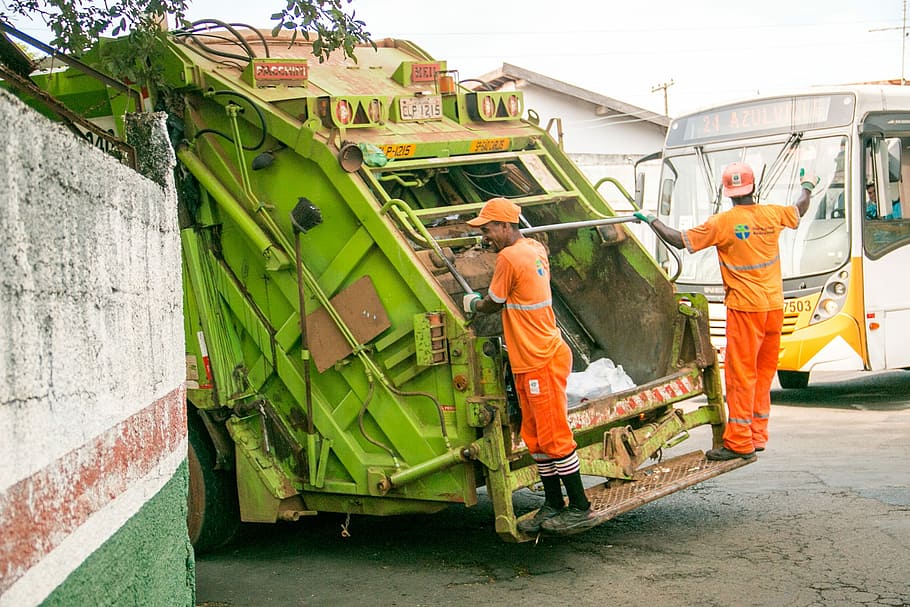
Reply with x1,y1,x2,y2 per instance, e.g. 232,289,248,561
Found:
566,358,636,406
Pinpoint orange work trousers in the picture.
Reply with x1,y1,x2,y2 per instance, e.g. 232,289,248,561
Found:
514,340,577,460
723,308,783,453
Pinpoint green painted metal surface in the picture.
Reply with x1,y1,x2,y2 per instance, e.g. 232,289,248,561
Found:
17,25,731,542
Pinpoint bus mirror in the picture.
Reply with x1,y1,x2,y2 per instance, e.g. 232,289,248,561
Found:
659,178,674,215
634,173,645,209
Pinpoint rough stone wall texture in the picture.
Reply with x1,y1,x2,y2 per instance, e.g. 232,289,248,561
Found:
0,89,192,606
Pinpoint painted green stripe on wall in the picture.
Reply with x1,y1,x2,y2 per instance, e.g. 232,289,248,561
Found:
41,462,195,607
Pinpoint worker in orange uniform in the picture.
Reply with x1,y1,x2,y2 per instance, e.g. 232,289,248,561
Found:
463,197,597,534
635,163,815,460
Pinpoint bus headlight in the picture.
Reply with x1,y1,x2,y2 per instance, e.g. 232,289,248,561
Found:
810,270,849,325
819,298,840,315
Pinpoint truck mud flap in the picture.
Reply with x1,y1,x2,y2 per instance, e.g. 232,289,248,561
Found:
563,450,753,535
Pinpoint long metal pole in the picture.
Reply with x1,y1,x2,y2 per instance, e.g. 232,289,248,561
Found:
519,215,638,235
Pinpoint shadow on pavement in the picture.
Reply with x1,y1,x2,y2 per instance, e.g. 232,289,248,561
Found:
772,369,910,411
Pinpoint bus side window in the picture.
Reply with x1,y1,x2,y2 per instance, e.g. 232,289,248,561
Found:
897,142,910,219
864,137,910,258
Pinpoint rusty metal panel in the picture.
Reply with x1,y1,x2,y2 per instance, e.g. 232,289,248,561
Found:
307,276,391,372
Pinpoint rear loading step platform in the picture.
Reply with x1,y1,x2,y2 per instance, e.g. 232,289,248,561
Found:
541,450,755,536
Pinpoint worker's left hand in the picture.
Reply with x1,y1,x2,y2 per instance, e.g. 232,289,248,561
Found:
800,171,821,192
462,292,482,313
633,211,657,224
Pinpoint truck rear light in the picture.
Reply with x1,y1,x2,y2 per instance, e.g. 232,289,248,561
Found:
481,96,495,119
335,100,351,125
367,99,382,123
507,94,521,117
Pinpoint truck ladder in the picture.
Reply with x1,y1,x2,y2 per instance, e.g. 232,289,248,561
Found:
520,450,755,537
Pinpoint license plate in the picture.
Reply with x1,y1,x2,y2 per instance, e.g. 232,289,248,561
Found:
379,143,416,159
398,96,442,121
783,299,813,315
469,138,510,153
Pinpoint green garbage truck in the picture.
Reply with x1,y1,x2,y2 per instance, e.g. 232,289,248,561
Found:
0,19,752,550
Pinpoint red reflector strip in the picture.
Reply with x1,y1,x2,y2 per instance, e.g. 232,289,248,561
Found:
567,374,701,430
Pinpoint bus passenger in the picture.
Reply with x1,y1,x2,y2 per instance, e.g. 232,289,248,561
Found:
868,183,903,220
865,183,879,219
634,163,814,460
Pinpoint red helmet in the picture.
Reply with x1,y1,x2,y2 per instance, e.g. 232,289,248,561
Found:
722,162,755,197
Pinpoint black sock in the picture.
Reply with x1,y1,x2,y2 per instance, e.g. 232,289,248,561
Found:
560,470,590,511
536,459,565,509
541,474,564,509
553,451,591,511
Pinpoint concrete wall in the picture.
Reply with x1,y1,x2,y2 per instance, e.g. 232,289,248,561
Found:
0,90,192,606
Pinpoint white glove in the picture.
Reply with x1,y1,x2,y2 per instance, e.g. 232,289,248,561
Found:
462,292,481,313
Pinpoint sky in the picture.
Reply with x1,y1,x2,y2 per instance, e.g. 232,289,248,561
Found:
6,0,908,117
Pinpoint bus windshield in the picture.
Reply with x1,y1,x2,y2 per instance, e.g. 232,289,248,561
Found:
659,135,850,284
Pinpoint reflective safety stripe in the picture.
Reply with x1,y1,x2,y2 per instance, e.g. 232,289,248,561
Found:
535,457,558,477
728,417,752,425
554,452,580,475
720,254,780,272
754,412,770,419
504,298,552,311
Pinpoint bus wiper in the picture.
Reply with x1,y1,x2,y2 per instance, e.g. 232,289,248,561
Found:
694,146,722,213
755,132,802,202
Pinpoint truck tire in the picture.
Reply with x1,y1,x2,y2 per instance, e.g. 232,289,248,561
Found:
187,412,240,553
777,370,810,389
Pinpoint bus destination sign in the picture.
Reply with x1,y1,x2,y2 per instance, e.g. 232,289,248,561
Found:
666,94,855,147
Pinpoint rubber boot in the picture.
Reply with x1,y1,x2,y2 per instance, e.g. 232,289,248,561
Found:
517,474,565,535
541,471,598,534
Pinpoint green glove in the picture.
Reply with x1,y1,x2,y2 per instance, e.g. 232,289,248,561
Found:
799,169,820,192
634,211,657,224
462,292,482,313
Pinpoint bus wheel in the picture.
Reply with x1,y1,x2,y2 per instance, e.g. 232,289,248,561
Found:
777,370,809,389
187,412,240,554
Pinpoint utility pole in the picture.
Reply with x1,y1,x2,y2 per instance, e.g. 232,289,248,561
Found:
869,0,908,84
651,79,674,116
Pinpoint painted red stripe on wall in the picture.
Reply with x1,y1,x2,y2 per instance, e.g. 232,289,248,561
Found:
0,386,187,595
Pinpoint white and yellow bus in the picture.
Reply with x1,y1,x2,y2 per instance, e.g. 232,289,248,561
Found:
648,86,910,388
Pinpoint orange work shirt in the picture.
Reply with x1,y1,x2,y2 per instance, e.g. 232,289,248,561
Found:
682,204,799,312
488,237,563,373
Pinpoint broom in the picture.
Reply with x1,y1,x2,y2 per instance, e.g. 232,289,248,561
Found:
290,197,323,484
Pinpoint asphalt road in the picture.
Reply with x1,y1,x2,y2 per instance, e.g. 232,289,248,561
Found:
195,370,910,607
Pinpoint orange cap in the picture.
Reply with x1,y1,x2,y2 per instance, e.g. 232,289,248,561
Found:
722,162,755,197
466,197,521,226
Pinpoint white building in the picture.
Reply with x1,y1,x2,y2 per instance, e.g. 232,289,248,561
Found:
471,63,669,246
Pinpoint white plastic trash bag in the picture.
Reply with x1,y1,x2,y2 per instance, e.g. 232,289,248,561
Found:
566,358,636,406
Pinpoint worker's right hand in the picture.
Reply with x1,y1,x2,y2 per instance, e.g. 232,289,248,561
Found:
462,292,482,313
633,211,657,224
